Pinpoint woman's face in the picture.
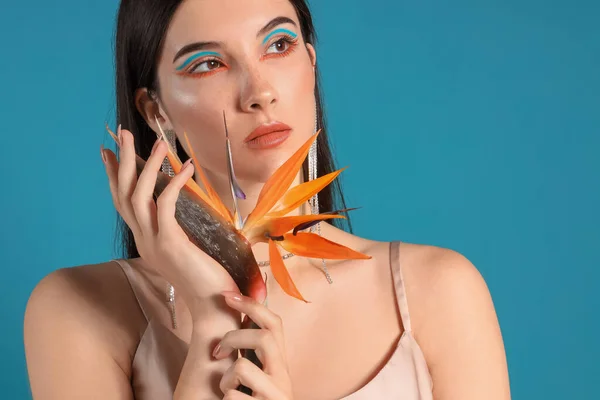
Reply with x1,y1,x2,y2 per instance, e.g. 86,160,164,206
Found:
149,0,317,184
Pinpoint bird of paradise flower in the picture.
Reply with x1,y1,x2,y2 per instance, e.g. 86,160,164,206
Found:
105,113,370,303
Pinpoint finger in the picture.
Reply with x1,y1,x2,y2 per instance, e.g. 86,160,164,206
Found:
219,358,285,399
116,127,142,237
101,147,122,214
130,138,165,236
214,329,284,374
221,292,285,338
156,158,194,234
222,390,253,400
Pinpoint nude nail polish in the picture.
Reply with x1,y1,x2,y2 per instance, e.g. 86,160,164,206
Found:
117,124,123,146
222,291,243,302
182,158,193,170
212,343,222,359
100,145,107,164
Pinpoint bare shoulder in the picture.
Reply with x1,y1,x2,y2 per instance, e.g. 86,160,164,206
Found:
24,260,145,388
398,242,486,299
398,242,511,398
397,242,494,337
25,260,145,352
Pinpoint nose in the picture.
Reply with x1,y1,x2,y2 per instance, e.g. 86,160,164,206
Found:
238,66,278,113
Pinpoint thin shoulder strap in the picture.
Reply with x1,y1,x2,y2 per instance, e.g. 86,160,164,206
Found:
389,241,412,333
111,259,150,322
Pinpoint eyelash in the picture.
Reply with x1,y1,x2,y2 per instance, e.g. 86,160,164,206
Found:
183,58,224,78
261,34,299,60
178,34,300,78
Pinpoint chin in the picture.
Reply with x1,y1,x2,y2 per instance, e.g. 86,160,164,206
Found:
243,156,291,183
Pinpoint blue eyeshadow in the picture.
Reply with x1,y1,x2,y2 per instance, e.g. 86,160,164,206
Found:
262,28,297,45
176,51,222,71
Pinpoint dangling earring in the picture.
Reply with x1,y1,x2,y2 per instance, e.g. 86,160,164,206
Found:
308,109,319,227
161,129,177,177
155,117,179,330
308,105,333,284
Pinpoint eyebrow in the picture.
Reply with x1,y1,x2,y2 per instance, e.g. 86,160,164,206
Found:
172,41,223,64
172,16,298,63
257,16,297,39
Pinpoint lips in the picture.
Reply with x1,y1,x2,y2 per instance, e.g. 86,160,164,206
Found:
244,122,292,150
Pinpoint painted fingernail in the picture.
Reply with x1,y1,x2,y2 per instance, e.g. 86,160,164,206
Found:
221,291,243,302
212,342,222,359
100,145,107,164
182,158,193,171
151,138,161,154
117,124,123,146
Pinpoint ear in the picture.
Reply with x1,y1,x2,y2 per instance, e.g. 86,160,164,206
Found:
134,87,171,134
306,42,317,70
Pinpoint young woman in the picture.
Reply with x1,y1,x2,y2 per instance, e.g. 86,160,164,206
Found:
24,0,511,399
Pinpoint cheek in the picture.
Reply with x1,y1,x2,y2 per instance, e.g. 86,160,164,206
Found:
161,77,234,171
279,61,315,104
165,76,229,123
271,60,316,143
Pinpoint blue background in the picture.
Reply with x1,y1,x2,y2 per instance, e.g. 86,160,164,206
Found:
1,0,598,398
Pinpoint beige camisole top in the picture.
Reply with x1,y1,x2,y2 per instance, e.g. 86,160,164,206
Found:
112,241,433,399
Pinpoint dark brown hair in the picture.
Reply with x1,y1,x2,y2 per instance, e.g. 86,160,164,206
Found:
113,0,352,258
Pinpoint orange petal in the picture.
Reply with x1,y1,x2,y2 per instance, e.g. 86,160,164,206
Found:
267,168,346,217
182,131,233,223
279,233,372,260
182,177,216,206
264,214,345,237
244,131,321,230
158,131,184,175
155,126,218,208
269,240,308,302
155,128,213,207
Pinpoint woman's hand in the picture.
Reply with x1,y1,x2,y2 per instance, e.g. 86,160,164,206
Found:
214,291,294,400
101,126,239,316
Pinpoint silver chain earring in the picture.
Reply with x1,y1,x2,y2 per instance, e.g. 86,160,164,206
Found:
160,127,178,330
309,106,333,284
308,112,319,224
161,129,177,177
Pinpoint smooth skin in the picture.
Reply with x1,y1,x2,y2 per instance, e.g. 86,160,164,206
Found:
24,0,511,399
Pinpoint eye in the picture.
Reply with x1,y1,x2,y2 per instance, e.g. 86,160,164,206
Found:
266,37,296,55
190,59,223,73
